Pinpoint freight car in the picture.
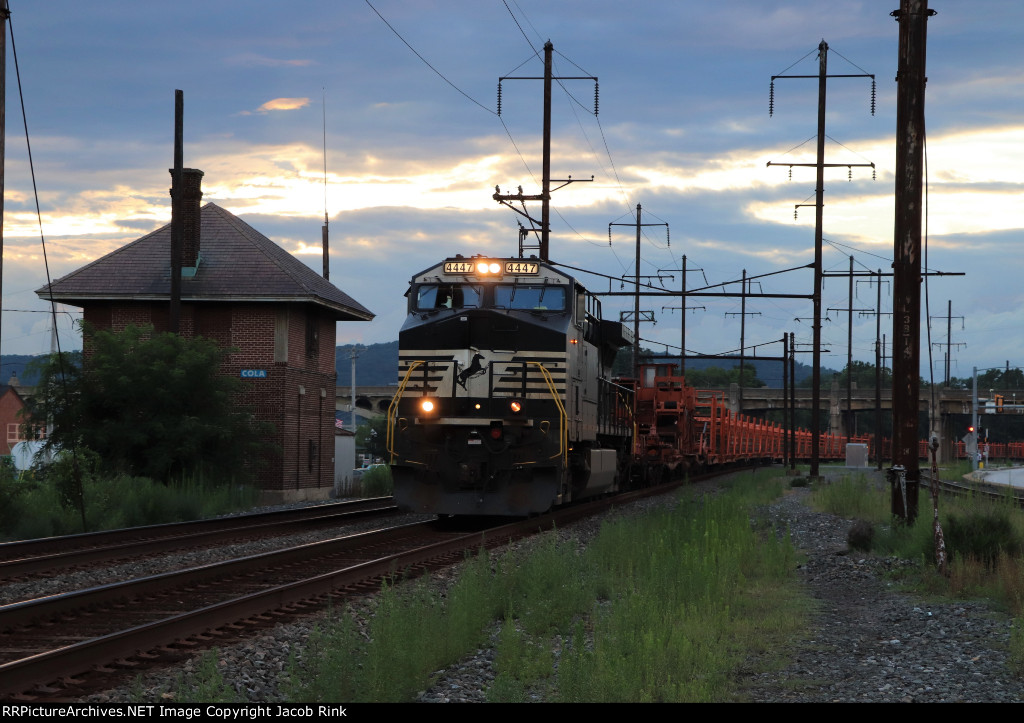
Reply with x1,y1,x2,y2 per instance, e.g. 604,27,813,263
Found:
387,254,863,516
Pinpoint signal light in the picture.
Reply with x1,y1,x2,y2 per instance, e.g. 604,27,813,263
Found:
420,399,436,414
509,400,523,414
490,421,504,440
968,425,975,434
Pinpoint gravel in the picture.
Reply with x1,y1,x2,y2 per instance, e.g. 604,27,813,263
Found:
72,474,1024,703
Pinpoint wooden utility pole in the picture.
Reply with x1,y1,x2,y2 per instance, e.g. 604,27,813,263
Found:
890,0,935,523
769,41,875,477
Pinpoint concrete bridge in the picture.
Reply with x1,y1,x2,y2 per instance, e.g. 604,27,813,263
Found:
336,385,397,425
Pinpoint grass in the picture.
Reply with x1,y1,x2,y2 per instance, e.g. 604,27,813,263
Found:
0,454,261,541
272,468,807,703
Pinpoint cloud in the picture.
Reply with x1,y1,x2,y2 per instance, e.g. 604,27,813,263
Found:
225,53,315,68
238,98,312,116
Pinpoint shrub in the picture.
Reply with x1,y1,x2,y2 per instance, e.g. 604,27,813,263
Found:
847,519,874,552
945,509,1022,567
360,465,393,497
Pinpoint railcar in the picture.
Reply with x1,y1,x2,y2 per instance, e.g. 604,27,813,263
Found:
387,255,635,515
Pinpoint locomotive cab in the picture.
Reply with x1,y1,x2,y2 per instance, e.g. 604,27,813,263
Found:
388,255,633,516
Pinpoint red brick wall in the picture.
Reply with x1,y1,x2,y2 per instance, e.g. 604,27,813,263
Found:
78,300,338,501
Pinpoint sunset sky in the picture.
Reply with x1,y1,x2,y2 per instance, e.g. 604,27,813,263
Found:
2,0,1021,383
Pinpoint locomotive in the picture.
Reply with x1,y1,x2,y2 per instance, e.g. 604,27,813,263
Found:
386,254,867,516
387,255,635,515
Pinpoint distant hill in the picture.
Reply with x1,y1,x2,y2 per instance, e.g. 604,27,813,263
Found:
0,354,48,386
336,342,399,387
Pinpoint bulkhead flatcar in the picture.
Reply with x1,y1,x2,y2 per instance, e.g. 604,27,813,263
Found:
387,255,635,515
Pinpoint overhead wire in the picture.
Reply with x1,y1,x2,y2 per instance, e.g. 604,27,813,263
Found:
9,6,88,527
368,0,685,328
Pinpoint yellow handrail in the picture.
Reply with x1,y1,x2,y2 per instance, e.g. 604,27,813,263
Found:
527,361,567,464
386,360,425,461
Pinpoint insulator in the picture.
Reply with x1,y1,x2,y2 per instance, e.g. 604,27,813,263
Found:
497,82,502,116
870,79,876,116
872,168,877,181
788,166,792,181
794,207,798,220
848,166,852,182
769,80,775,117
666,227,670,247
594,82,599,116
608,226,612,246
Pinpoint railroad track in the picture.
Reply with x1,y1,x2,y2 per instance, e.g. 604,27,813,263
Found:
0,478,694,701
924,470,1024,504
0,497,398,580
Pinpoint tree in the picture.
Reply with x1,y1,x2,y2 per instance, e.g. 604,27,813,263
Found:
799,361,893,389
24,324,270,483
685,365,766,389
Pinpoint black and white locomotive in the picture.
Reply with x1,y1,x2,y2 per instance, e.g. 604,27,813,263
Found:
387,255,635,515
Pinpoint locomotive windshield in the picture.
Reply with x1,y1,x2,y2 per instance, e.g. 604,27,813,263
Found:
415,283,483,310
494,285,566,311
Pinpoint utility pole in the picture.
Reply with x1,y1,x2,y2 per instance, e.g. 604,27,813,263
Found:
659,255,706,376
768,40,875,477
826,256,871,442
858,269,892,467
610,204,668,378
494,41,595,261
350,347,361,431
890,0,935,523
929,299,964,386
724,270,761,409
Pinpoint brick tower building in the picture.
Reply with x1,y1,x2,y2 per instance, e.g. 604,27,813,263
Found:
37,169,373,502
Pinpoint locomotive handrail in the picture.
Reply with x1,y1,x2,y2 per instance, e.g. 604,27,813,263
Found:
528,361,567,465
387,358,428,458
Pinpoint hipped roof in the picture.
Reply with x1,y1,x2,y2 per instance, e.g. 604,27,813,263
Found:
36,203,373,322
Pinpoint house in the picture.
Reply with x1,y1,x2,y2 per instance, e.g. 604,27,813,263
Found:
0,373,36,455
0,373,48,470
36,169,373,502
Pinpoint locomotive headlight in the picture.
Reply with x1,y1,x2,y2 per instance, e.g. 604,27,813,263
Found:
474,260,502,275
420,399,436,413
509,400,523,414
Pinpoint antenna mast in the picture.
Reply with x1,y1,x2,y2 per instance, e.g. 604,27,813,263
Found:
321,90,329,280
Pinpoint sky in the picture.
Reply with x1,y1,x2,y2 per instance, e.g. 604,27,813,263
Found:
0,0,1021,385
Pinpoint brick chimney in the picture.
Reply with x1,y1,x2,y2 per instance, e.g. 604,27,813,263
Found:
169,167,204,269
